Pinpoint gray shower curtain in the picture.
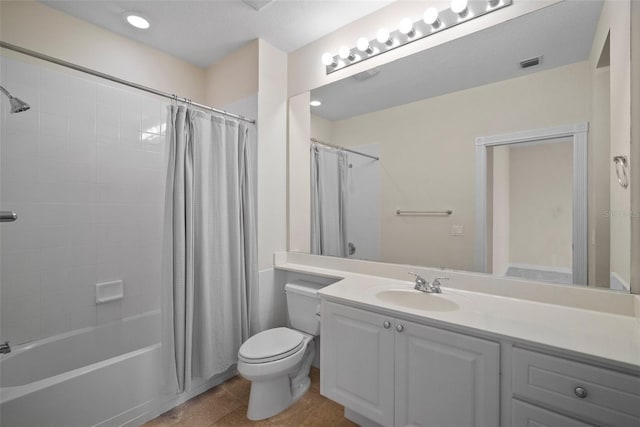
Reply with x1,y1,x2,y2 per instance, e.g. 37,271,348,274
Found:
162,105,257,393
310,142,349,257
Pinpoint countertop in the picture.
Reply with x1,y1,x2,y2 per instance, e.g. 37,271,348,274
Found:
275,254,640,372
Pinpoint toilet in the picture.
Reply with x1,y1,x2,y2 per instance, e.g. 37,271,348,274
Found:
237,279,324,420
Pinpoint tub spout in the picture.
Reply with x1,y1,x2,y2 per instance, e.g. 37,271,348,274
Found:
1,341,11,354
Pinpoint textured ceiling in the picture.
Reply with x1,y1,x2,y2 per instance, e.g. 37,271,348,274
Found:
39,0,395,68
311,0,603,121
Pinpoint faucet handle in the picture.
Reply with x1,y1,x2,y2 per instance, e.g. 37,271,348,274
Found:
432,276,449,287
408,272,427,285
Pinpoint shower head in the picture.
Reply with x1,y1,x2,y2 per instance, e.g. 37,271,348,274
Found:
0,85,31,114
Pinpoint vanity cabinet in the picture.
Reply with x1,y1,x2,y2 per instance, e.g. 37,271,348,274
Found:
511,347,640,427
321,301,500,427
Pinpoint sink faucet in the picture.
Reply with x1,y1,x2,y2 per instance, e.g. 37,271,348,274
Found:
0,341,10,354
431,277,449,293
409,272,443,294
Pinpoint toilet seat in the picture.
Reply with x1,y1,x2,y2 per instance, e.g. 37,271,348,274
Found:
239,327,305,364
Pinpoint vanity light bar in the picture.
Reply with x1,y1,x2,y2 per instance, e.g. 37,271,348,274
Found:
322,0,512,75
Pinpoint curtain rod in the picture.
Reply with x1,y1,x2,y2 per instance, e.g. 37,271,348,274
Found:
0,41,255,124
310,137,379,161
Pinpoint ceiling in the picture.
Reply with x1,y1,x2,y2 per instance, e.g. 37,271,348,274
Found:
39,0,394,68
311,0,603,121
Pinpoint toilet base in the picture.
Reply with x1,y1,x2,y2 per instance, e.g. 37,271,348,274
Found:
246,376,292,421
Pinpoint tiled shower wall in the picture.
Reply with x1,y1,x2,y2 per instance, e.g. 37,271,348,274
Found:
0,55,167,344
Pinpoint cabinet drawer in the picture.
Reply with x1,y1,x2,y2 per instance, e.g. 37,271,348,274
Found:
512,348,640,427
512,399,595,427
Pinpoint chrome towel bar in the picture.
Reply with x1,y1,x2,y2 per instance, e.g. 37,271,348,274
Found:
396,209,452,216
0,211,18,222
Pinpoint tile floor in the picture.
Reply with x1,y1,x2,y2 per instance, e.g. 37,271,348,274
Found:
143,368,357,426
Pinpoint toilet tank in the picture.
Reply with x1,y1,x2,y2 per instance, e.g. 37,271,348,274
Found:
285,280,325,335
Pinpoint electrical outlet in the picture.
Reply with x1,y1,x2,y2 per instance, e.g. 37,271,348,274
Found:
451,225,464,236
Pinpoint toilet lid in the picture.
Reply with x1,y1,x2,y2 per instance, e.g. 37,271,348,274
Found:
238,327,305,363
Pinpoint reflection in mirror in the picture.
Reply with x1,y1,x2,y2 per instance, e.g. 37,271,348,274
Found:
489,139,575,285
307,0,631,292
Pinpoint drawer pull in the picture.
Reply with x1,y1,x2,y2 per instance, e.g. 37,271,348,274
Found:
574,386,588,399
383,321,391,329
396,324,404,333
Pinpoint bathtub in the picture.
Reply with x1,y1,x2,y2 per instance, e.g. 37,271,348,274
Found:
0,310,162,427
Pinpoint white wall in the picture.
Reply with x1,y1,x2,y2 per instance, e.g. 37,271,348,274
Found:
630,0,640,295
257,40,288,272
0,55,167,344
491,145,510,276
592,0,631,288
288,92,311,253
205,40,259,108
508,140,573,269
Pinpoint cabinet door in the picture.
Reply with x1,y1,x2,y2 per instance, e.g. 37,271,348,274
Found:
512,400,595,427
321,301,395,427
394,320,500,427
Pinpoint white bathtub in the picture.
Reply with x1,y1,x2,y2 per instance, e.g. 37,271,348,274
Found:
0,311,162,427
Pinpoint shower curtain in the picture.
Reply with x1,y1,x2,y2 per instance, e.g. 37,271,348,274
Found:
310,142,349,257
162,105,257,393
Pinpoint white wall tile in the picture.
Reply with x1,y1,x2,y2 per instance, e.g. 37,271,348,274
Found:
97,300,122,325
1,55,167,344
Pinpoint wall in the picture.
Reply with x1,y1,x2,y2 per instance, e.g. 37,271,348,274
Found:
288,92,311,253
205,40,259,107
0,55,167,344
255,40,288,332
312,62,590,271
508,140,573,270
631,0,640,295
491,145,510,276
0,0,206,102
310,114,333,143
589,0,631,288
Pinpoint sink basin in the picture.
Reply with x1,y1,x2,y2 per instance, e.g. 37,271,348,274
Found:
376,289,459,312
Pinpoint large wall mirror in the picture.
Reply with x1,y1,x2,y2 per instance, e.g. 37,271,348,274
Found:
304,0,632,293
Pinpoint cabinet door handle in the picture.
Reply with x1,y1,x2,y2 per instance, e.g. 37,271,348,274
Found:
574,386,588,399
383,321,391,329
396,324,404,333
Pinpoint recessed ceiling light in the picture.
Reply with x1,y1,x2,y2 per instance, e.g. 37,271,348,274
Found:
125,13,150,29
310,100,322,107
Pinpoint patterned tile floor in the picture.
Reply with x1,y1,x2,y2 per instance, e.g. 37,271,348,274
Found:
143,368,356,426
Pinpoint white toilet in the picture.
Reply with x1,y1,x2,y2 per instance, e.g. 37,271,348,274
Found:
237,280,324,420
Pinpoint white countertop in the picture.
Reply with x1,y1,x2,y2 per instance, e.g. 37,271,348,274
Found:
275,254,640,372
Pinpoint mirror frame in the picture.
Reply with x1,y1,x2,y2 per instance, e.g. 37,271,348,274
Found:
475,121,589,284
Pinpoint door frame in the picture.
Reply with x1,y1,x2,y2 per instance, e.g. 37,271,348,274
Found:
475,122,589,285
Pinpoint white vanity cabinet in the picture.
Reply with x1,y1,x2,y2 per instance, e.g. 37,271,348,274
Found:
321,301,500,427
510,347,640,427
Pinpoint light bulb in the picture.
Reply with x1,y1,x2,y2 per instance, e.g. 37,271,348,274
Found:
321,52,336,67
451,0,469,16
423,7,441,27
357,37,372,53
125,13,150,29
338,45,353,60
398,18,415,36
310,100,322,107
376,28,391,45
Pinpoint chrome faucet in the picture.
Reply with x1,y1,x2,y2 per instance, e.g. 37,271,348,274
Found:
0,341,10,354
431,277,450,293
409,272,443,294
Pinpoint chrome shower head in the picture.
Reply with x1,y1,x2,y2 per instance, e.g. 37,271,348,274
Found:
0,85,31,114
